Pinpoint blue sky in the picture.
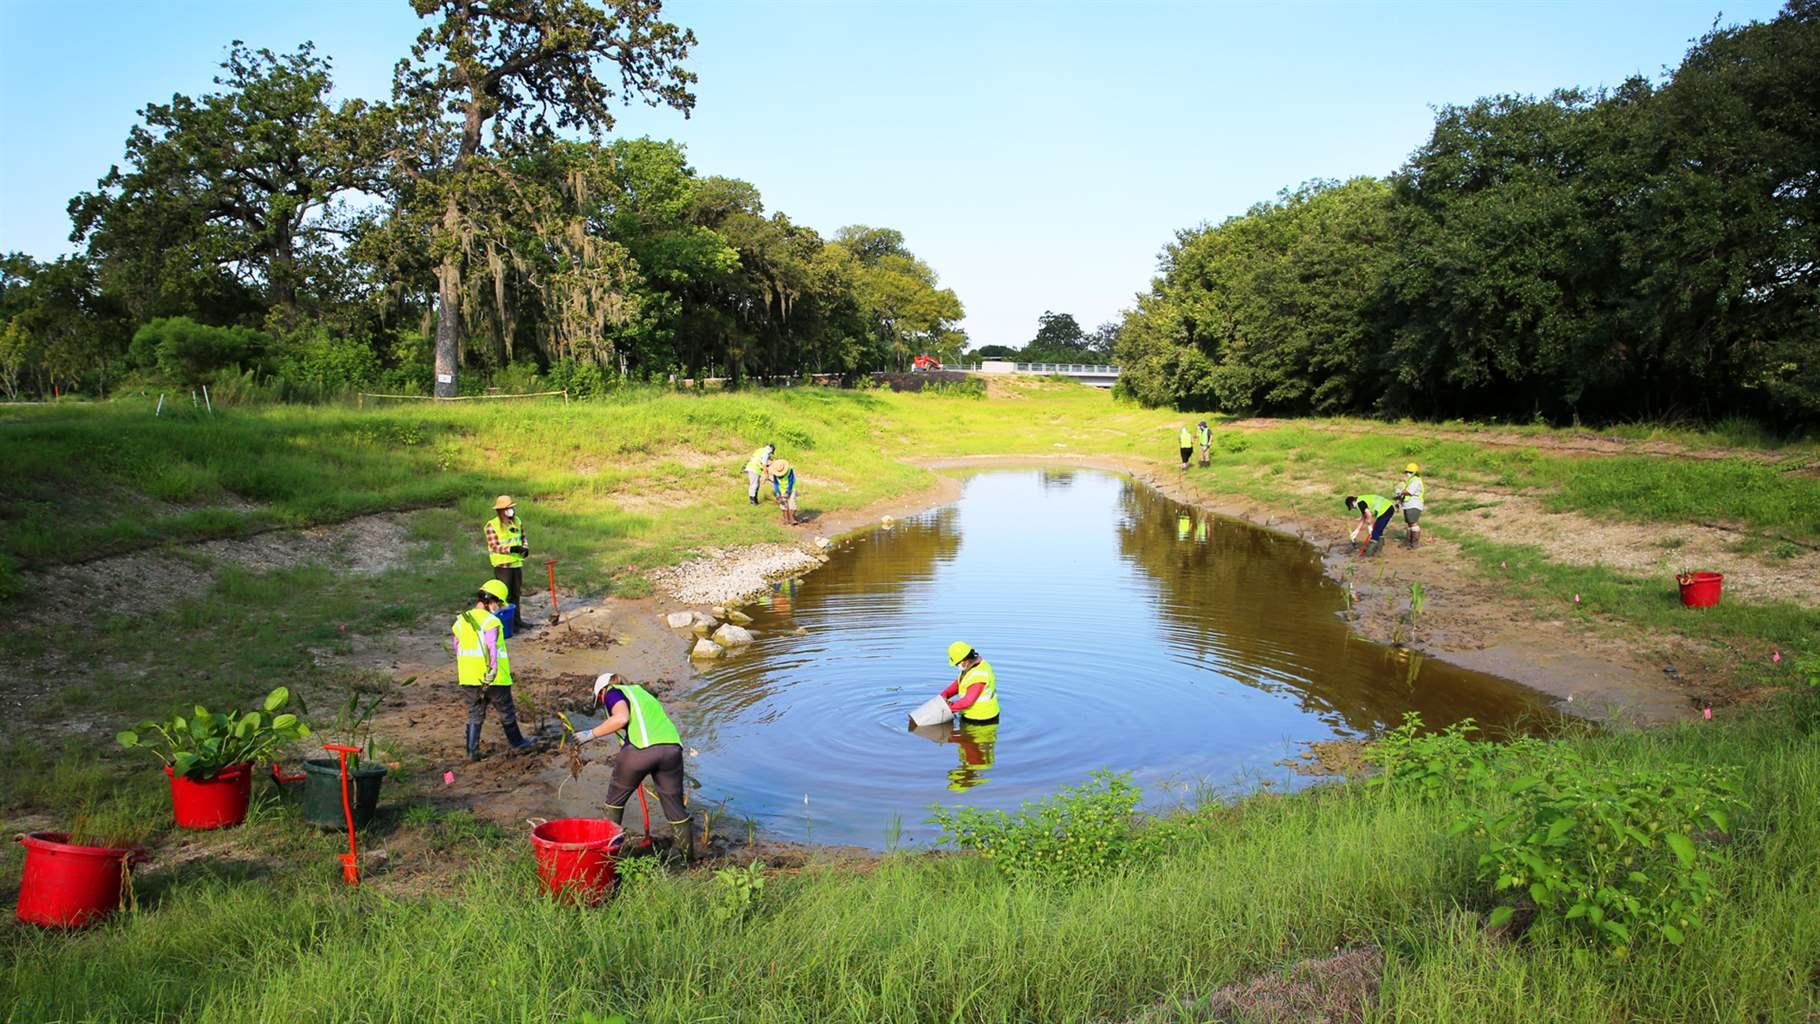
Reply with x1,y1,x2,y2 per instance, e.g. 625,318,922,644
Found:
0,0,1786,347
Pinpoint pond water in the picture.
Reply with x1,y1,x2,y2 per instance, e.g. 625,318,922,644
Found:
680,467,1557,848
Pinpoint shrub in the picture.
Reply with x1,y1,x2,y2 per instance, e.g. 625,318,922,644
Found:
546,358,611,399
1463,757,1742,950
1368,713,1744,951
928,770,1145,885
272,329,381,401
131,317,269,385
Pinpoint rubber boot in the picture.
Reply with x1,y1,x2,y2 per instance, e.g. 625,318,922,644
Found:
671,817,696,866
465,724,482,762
603,803,626,827
502,720,540,752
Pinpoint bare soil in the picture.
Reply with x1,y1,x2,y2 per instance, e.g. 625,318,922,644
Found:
20,511,418,628
1124,946,1383,1024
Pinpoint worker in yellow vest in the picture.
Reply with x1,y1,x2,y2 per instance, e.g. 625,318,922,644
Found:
1177,426,1193,470
939,642,1000,724
452,579,538,760
1197,420,1213,467
568,672,694,864
742,443,775,506
484,495,529,630
1393,463,1425,548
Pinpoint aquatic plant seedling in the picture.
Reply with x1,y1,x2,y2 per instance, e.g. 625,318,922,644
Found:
116,687,310,780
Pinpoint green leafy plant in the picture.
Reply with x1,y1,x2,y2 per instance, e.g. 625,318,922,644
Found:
614,852,663,888
928,770,1145,885
710,860,767,923
1368,712,1745,951
116,686,310,780
313,676,404,769
1463,757,1743,951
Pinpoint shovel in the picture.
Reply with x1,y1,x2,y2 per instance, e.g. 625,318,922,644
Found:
544,559,562,625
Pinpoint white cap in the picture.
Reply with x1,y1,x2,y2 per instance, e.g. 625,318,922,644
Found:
592,672,619,702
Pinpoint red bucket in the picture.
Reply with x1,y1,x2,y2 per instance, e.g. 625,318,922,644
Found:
165,762,254,829
1678,571,1724,609
530,818,625,905
15,832,146,928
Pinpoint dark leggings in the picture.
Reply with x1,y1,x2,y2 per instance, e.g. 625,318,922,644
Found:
466,685,520,729
1179,447,1192,466
493,565,523,616
1370,507,1396,541
605,743,688,823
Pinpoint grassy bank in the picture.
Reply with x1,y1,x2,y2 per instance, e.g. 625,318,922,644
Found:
5,709,1817,1022
6,385,1820,1021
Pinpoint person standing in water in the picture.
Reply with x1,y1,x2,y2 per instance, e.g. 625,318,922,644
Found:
938,642,1000,723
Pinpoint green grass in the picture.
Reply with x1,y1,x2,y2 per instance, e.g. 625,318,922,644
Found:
4,710,1817,1022
6,384,1820,1020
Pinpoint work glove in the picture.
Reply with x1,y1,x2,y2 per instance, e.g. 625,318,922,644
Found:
482,667,498,685
510,544,528,555
570,726,597,745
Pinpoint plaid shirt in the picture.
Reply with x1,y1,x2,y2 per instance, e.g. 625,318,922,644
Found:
484,518,525,555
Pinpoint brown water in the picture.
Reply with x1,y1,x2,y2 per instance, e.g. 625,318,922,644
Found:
681,468,1557,847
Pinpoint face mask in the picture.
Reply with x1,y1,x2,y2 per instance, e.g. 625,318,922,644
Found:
503,509,514,518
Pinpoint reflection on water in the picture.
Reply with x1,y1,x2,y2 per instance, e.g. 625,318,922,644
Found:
679,468,1557,847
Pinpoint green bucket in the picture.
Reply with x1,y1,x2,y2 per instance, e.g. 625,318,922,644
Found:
301,758,388,830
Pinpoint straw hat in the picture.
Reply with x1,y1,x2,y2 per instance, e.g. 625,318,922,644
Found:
768,459,792,477
493,494,515,510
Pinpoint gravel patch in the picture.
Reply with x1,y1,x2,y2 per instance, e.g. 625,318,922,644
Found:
649,543,825,605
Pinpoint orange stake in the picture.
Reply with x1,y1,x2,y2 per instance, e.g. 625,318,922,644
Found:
544,559,562,624
324,743,362,885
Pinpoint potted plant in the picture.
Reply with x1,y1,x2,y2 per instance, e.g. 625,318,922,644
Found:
301,682,396,831
117,687,310,830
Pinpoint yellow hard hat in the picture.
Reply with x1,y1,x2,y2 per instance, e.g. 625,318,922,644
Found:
1404,463,1420,474
947,641,975,666
493,494,515,511
480,579,509,602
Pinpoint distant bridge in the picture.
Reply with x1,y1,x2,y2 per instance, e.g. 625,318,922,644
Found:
947,361,1122,388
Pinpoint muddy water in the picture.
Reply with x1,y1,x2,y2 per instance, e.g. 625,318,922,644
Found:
683,468,1557,848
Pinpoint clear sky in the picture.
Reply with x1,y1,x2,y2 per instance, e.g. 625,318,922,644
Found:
0,0,1786,347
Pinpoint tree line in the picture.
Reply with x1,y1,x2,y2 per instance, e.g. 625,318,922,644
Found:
0,0,967,401
1114,1,1819,428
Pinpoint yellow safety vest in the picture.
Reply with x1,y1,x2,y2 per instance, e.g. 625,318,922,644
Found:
452,609,513,687
743,447,771,473
1178,427,1192,447
487,514,524,568
953,660,999,722
1197,424,1212,446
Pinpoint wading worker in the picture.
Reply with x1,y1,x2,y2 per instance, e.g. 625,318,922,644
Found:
1394,463,1425,548
939,642,1000,724
569,672,694,864
742,443,775,506
1197,420,1213,467
769,458,800,527
1345,493,1399,556
453,579,538,760
484,495,529,629
1178,425,1193,470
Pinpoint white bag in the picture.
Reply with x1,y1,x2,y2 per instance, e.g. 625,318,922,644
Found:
909,695,954,728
